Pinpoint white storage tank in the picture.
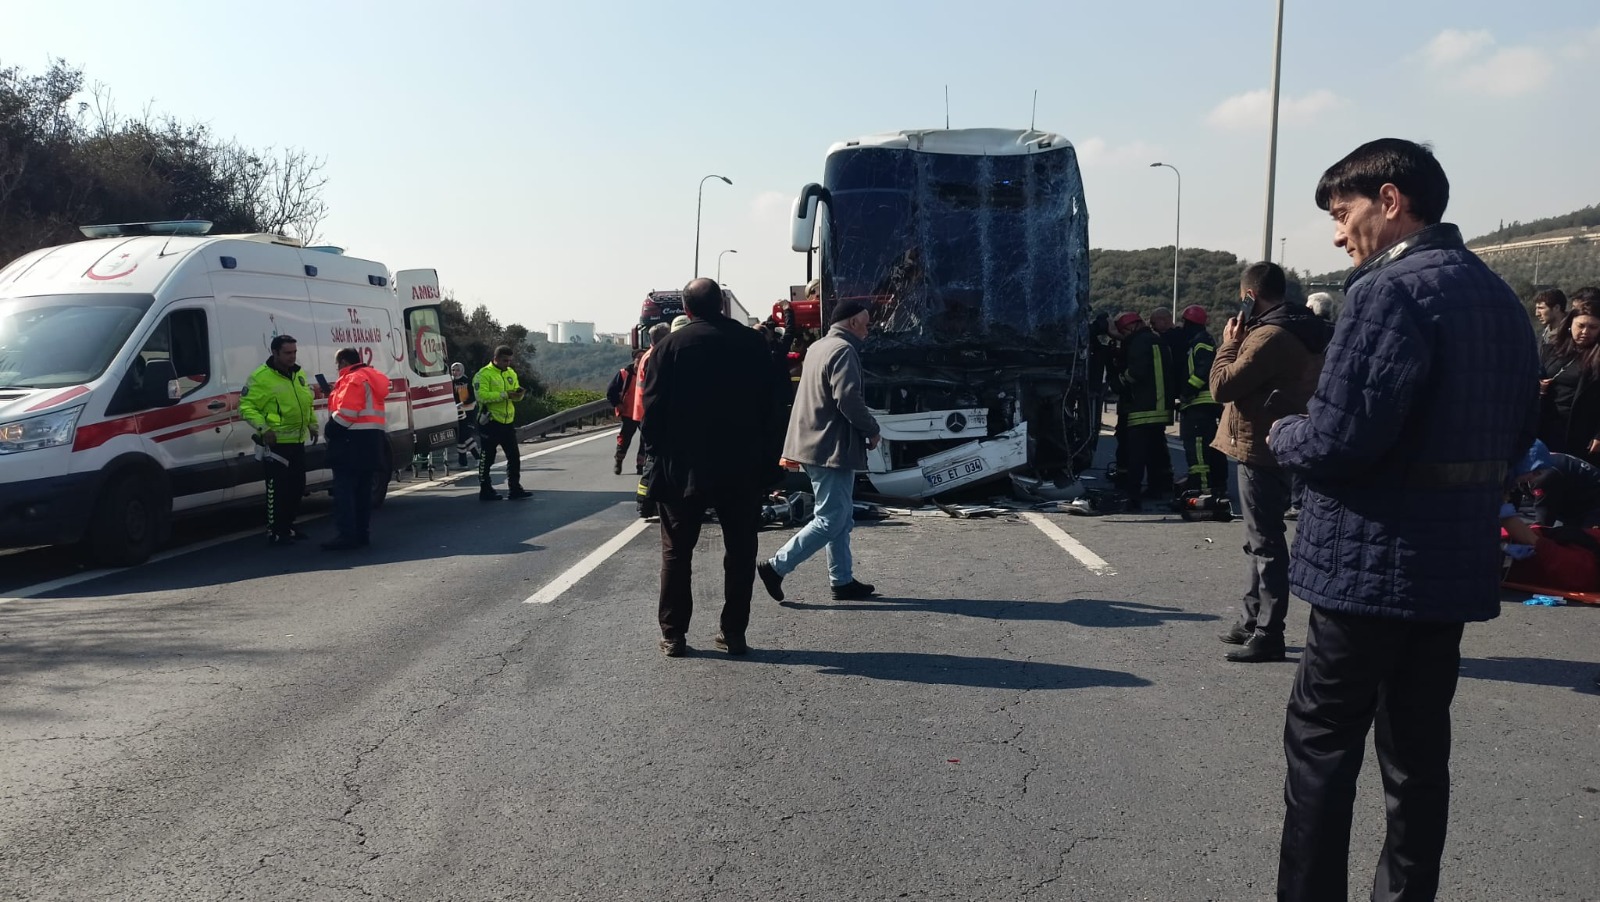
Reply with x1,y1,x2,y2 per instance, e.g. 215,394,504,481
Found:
550,320,595,344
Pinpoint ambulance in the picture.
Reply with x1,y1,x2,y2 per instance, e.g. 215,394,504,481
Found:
0,221,457,565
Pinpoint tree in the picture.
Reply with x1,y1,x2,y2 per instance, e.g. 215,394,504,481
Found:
0,58,329,265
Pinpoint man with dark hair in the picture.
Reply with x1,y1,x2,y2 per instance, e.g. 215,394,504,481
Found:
474,344,529,501
1269,138,1540,901
1211,263,1331,663
607,350,644,475
1533,288,1567,348
757,298,882,604
323,347,391,550
642,278,781,657
240,334,318,545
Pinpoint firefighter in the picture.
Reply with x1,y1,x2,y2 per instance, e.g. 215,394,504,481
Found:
322,347,390,550
607,350,644,475
239,334,317,546
474,345,530,501
1175,305,1228,498
450,362,479,469
1114,311,1174,500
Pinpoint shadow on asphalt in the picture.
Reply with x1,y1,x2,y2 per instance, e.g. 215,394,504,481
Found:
782,597,1221,628
10,489,634,600
0,600,270,705
1459,656,1600,692
754,648,1151,690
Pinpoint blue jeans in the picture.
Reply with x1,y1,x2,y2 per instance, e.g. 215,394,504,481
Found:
770,464,855,586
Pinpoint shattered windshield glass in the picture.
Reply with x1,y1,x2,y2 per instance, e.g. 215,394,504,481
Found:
822,145,1090,357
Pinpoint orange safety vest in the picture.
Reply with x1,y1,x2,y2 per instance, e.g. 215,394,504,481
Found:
330,363,390,430
626,348,652,422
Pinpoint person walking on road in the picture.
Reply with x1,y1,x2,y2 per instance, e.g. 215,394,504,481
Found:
474,345,530,501
1209,263,1331,663
240,334,318,546
756,300,882,603
1267,138,1540,902
641,278,781,657
607,350,644,475
322,348,391,550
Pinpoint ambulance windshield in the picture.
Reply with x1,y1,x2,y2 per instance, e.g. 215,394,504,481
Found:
0,294,154,389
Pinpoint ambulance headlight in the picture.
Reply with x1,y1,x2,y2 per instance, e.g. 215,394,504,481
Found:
0,405,84,454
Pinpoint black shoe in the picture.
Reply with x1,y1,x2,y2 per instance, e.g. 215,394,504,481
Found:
508,488,533,500
831,579,877,600
479,489,504,501
757,561,785,601
1219,623,1253,645
289,527,310,541
613,459,623,475
714,633,748,655
1226,631,1287,663
659,637,688,657
267,532,292,547
321,538,364,551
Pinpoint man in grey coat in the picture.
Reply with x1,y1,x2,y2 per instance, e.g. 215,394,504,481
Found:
757,300,882,602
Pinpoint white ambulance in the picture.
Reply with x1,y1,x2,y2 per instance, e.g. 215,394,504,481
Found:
0,221,458,565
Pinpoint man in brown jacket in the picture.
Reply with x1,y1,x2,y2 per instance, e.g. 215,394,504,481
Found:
1209,262,1333,662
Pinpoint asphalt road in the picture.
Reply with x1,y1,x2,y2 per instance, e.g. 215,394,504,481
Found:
1,428,1596,901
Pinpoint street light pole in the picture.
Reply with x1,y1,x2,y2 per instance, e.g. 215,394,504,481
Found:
717,249,737,285
1280,237,1287,267
1150,162,1181,318
1262,0,1285,262
694,174,733,278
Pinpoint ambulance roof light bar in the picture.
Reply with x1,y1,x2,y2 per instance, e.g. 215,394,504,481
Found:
79,220,214,239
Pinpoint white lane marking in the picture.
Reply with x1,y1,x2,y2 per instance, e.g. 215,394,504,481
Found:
1021,512,1117,576
523,518,652,604
0,428,624,604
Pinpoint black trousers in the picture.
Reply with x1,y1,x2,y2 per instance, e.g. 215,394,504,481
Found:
330,430,382,543
1238,464,1293,636
262,441,306,536
616,418,641,464
1279,606,1465,902
1179,405,1228,496
657,490,761,642
1121,422,1172,496
479,420,521,491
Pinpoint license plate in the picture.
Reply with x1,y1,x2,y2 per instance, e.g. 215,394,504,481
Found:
427,426,457,447
923,456,985,488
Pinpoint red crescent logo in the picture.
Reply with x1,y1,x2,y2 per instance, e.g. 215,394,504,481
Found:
85,253,139,281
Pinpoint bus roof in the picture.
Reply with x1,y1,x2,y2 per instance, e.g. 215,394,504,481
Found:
827,128,1073,158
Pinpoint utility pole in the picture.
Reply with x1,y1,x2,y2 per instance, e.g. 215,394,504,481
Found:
1261,0,1285,262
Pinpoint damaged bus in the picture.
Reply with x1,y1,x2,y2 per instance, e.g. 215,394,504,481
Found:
788,127,1097,500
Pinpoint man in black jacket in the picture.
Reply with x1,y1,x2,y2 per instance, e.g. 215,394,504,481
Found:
641,278,782,657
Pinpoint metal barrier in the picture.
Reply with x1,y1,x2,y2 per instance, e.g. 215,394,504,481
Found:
516,398,615,442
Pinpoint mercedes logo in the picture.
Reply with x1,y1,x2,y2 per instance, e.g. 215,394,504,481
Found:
946,412,967,433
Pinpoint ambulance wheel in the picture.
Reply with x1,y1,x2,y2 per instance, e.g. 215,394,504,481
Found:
86,474,171,567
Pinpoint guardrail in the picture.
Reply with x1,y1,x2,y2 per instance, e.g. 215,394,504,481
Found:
516,398,616,442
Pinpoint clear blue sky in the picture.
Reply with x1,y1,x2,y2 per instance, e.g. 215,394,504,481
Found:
7,1,1598,332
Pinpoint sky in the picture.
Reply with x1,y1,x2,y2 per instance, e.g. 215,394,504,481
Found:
6,1,1599,333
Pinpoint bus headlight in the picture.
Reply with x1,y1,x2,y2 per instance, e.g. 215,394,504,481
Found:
0,405,85,454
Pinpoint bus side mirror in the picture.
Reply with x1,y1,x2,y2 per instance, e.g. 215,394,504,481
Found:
791,183,829,253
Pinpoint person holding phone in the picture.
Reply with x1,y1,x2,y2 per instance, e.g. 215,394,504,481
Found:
473,345,530,501
1208,263,1332,663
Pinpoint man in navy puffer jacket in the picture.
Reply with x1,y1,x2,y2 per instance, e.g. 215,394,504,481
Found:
1266,139,1539,902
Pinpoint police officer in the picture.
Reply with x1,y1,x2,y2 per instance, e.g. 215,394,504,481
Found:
1175,305,1228,498
239,334,317,545
474,345,530,501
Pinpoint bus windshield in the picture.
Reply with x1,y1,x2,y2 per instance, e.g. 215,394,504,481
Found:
822,145,1089,355
0,294,154,389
